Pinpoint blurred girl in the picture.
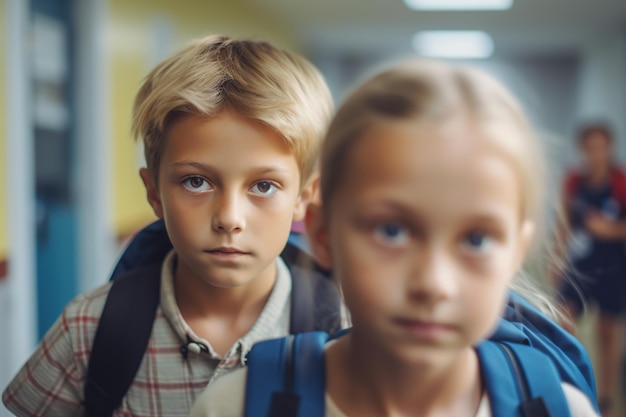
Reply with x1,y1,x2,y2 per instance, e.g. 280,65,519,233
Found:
189,59,598,416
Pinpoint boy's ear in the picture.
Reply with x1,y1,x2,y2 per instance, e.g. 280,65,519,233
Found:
305,202,333,269
139,168,164,219
293,173,320,221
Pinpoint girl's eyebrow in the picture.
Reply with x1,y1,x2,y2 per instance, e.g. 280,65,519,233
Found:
361,199,512,225
463,206,515,223
357,199,427,224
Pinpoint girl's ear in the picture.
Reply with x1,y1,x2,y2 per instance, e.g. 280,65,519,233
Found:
139,168,164,219
515,220,535,269
305,202,333,269
293,172,320,221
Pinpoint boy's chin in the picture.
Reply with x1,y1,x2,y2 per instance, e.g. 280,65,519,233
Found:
196,265,277,291
175,254,278,291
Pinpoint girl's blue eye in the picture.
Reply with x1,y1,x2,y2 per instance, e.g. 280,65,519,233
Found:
182,176,211,192
373,223,409,246
250,180,278,197
463,231,493,253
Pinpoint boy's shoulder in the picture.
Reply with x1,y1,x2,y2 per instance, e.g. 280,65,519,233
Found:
50,282,115,366
609,166,626,202
62,281,113,325
563,167,584,191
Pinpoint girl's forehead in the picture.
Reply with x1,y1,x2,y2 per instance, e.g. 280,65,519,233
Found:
351,118,485,166
333,119,524,219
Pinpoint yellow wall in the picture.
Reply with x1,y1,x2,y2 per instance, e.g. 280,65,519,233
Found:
0,0,7,261
108,0,300,237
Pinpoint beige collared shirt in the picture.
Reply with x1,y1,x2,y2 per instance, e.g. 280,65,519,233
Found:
2,251,293,417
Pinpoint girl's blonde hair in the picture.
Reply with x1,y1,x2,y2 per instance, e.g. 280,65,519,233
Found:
320,58,555,314
133,34,334,186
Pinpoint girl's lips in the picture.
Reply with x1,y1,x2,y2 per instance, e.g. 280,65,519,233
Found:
393,318,454,339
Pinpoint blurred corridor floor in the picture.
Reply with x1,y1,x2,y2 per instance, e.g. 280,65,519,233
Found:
577,308,625,417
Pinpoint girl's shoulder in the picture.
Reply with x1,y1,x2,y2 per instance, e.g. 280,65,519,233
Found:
561,383,600,417
477,383,597,417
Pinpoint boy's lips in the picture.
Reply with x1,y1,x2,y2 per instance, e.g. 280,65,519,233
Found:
205,246,250,255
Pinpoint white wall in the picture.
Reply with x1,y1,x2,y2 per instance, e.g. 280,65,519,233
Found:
312,51,581,174
575,29,626,163
1,0,37,415
75,0,117,293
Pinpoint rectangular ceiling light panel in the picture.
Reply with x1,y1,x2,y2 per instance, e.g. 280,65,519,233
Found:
412,30,494,59
404,0,513,10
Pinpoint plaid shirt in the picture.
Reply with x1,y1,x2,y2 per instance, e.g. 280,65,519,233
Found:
2,251,292,417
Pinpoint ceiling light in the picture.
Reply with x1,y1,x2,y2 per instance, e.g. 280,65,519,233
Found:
412,31,494,59
404,0,513,11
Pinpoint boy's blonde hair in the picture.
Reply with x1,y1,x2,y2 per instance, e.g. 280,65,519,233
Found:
320,58,554,313
132,34,333,186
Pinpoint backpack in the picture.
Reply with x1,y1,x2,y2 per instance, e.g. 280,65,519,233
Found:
242,292,600,417
86,221,599,416
84,220,342,417
244,330,575,417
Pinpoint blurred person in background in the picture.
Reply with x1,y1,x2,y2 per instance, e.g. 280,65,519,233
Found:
555,123,626,416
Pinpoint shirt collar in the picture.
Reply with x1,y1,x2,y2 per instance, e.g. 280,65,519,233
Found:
159,250,292,360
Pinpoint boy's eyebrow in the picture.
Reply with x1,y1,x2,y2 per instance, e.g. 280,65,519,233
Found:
170,161,294,175
248,166,295,176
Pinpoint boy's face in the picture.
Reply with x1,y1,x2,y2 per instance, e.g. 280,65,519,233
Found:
581,132,612,170
142,111,307,289
309,119,532,369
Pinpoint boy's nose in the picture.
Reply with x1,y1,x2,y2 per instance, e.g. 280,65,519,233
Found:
212,192,245,233
408,247,458,302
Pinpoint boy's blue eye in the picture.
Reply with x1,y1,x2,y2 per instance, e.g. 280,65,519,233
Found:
250,181,278,197
373,223,409,246
182,176,211,192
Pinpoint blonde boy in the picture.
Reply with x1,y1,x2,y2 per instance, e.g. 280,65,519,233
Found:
2,34,333,417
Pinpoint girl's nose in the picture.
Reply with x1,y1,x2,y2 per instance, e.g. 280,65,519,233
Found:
408,247,459,302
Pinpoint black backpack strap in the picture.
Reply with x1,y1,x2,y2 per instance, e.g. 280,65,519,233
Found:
110,220,172,279
289,263,316,334
84,263,162,417
283,242,341,335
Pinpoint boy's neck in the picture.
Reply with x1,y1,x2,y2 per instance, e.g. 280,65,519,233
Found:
173,257,277,355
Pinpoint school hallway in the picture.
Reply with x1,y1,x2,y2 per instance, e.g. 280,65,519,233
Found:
578,309,626,417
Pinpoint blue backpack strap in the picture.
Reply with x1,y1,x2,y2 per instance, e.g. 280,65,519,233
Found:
244,332,328,417
477,341,571,417
501,292,597,406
